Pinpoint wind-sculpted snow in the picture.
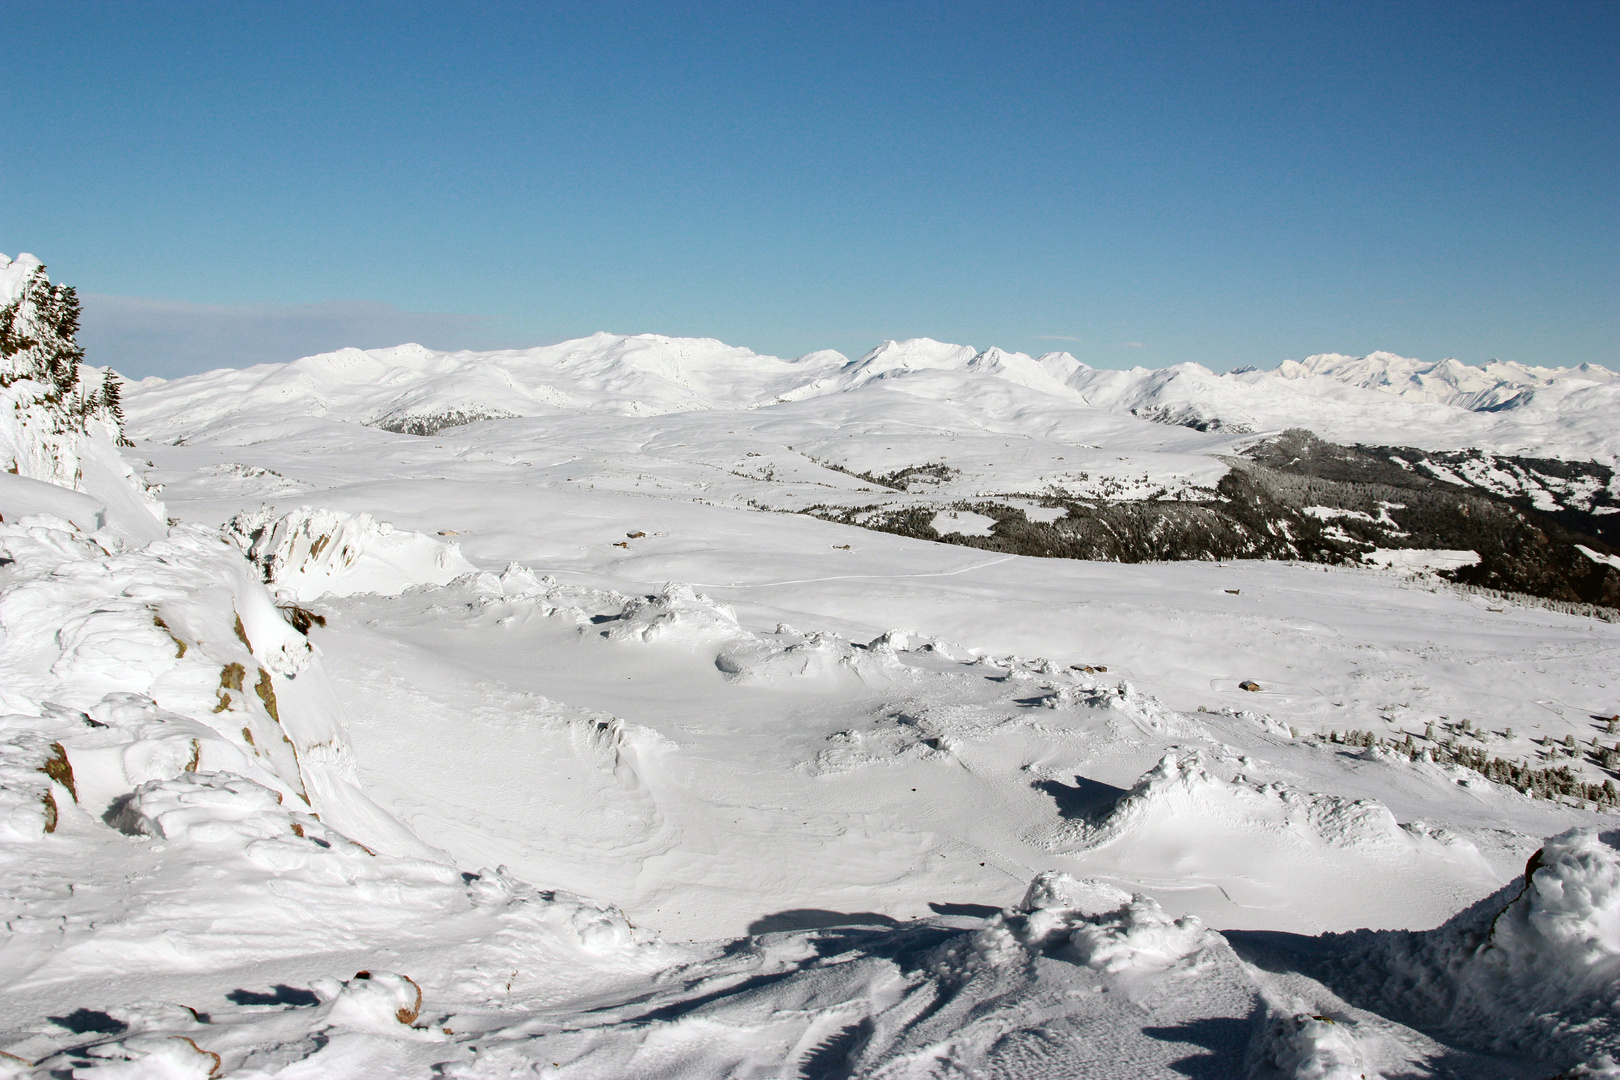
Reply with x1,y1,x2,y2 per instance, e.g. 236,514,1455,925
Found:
1050,749,1501,933
0,509,1608,1076
0,484,677,1074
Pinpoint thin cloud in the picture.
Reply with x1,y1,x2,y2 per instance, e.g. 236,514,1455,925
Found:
1030,334,1082,343
79,294,500,378
1119,341,1147,348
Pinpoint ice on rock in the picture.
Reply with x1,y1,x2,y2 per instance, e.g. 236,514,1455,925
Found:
0,730,72,840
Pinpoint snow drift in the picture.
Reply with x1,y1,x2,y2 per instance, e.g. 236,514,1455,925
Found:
1304,827,1620,1070
1052,750,1499,931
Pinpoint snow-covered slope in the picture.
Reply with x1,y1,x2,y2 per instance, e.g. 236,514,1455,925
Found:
8,268,1620,1075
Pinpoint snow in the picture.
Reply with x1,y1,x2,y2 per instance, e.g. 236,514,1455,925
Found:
125,335,1620,464
224,506,477,601
1361,548,1482,574
5,293,1620,1074
0,472,109,533
929,508,999,536
1581,545,1620,571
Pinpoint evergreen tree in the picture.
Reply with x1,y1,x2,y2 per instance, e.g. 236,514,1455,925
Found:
0,260,125,442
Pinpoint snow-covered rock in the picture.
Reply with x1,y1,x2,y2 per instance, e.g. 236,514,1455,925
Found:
225,506,477,601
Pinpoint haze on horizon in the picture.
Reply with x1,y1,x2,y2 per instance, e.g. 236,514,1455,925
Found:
2,1,1615,378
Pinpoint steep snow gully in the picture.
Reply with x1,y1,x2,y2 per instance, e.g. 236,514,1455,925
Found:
3,254,1620,1077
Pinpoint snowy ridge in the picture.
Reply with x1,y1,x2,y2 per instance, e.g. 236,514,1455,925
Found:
1280,350,1615,410
125,331,1619,460
1068,351,1619,458
126,333,850,441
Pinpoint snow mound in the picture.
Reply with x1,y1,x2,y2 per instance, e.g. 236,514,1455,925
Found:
1021,870,1134,914
310,970,442,1040
1253,1011,1378,1080
60,1034,224,1079
1072,749,1467,855
603,582,745,646
714,624,907,685
923,874,1216,988
107,771,301,844
1065,896,1213,973
225,506,477,600
0,471,110,534
1457,829,1620,1048
1301,828,1620,1072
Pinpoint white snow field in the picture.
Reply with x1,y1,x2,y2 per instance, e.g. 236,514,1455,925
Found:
5,258,1620,1076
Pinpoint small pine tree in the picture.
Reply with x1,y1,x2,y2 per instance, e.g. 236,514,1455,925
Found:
1,264,85,398
99,375,132,446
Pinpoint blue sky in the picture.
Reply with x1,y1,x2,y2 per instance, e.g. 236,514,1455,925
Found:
3,1,1615,377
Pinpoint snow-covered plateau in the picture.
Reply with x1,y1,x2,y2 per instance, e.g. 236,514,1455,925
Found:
4,252,1620,1077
